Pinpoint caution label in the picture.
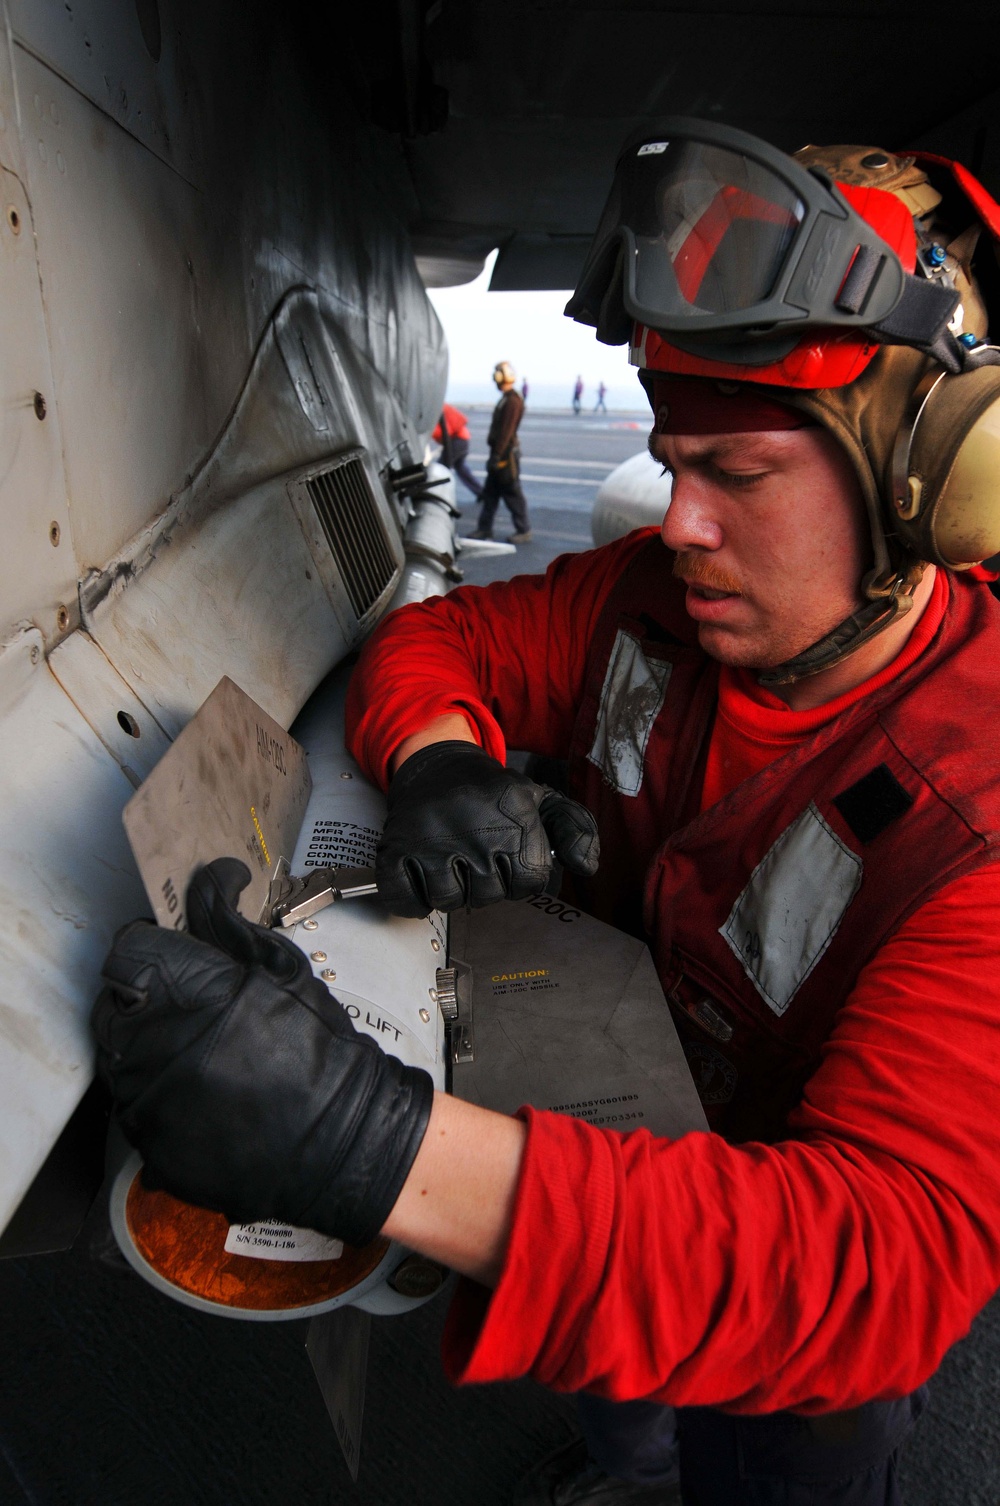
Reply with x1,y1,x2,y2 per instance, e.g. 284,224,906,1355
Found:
490,965,559,997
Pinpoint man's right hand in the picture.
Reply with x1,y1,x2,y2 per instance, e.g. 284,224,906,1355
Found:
376,741,600,918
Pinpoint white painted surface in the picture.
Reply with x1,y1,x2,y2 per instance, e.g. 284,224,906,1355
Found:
591,448,672,547
286,665,447,1083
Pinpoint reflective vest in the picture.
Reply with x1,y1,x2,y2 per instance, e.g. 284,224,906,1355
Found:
567,536,1000,1143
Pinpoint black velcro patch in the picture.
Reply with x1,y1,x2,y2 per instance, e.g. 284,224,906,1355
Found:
833,764,914,844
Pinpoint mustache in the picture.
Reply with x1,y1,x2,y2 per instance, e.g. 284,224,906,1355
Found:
672,552,744,596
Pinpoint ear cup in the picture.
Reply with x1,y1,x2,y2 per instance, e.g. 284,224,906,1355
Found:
892,365,1000,567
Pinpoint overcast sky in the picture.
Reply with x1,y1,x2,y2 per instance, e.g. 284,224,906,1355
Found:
427,252,646,409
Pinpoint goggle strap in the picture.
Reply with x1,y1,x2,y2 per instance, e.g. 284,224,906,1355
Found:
835,245,887,317
869,275,959,354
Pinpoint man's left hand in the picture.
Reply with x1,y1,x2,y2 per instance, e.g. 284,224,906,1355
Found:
92,857,433,1246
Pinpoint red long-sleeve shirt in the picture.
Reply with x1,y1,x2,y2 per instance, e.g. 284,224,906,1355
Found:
346,536,1000,1413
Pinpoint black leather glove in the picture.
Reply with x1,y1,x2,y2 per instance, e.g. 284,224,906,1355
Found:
376,740,600,918
91,857,433,1246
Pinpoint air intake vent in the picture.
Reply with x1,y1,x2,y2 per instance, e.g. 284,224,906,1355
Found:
306,457,398,620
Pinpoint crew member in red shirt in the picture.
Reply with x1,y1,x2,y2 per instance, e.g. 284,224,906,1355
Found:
433,402,483,502
93,126,1000,1506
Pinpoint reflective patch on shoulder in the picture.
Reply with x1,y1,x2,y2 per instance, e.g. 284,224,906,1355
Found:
587,629,672,796
720,802,862,1017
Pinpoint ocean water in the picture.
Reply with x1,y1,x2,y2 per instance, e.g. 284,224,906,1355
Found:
446,380,648,415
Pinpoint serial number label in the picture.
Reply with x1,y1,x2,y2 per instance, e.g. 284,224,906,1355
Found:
224,1219,344,1262
547,1092,646,1128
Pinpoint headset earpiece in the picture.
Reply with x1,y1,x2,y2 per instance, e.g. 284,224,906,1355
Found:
890,361,1000,567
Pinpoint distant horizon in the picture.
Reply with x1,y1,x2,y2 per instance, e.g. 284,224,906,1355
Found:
428,252,643,404
445,379,649,416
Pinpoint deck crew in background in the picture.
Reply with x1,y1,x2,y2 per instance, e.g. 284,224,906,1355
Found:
93,125,1000,1506
471,359,532,544
433,403,483,502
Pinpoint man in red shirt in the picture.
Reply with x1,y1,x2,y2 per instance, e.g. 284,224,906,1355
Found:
93,127,1000,1506
432,402,483,502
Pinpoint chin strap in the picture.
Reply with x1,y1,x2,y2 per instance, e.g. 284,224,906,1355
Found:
757,561,925,687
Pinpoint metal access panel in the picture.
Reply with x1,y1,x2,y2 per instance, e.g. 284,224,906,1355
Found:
123,677,312,929
449,897,708,1139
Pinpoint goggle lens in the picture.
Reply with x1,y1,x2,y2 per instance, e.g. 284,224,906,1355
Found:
625,140,805,315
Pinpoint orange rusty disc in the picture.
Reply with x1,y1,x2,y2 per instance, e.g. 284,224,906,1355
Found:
124,1175,388,1311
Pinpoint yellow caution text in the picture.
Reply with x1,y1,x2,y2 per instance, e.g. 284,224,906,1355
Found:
250,805,271,866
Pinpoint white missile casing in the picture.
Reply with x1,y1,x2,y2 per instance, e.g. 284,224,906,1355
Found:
591,449,672,547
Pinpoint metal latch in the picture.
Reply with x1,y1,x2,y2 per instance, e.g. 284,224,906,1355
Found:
434,962,474,1063
270,862,379,928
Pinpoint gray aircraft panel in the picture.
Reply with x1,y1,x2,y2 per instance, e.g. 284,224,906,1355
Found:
451,897,707,1141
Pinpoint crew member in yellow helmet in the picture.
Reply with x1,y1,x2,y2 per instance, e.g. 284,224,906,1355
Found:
469,359,533,543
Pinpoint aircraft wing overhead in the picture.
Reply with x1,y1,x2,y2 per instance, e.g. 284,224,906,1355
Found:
335,1,1000,289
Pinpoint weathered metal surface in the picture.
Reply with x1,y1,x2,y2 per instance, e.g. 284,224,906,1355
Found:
0,163,78,644
123,677,312,930
47,629,171,790
82,467,355,741
0,19,25,180
17,48,213,571
0,0,447,1235
8,0,205,181
0,628,147,1225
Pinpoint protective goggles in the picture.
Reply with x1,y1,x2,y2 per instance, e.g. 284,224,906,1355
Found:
567,118,963,370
